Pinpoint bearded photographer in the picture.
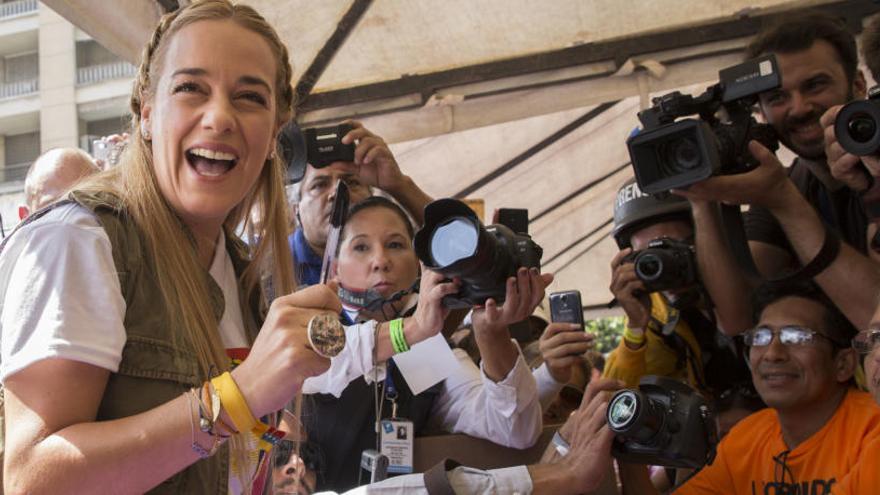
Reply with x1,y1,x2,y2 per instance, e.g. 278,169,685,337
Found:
683,13,880,336
606,179,750,399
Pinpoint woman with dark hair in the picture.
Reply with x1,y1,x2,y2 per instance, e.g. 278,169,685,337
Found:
299,196,550,492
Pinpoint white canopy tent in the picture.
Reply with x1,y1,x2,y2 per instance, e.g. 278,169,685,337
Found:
42,0,878,308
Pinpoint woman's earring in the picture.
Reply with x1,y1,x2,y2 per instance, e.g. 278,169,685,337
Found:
141,121,152,141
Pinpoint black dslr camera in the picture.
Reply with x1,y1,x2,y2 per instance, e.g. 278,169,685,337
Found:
304,124,355,168
835,85,880,156
413,199,543,309
628,55,781,194
628,238,698,293
607,375,717,469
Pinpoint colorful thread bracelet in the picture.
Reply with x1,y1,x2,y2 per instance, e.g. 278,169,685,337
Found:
187,389,221,458
389,318,409,354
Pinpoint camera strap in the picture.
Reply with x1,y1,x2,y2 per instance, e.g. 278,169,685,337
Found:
717,203,760,277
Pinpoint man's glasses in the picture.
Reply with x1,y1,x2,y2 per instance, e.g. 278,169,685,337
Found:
742,325,837,347
852,328,880,355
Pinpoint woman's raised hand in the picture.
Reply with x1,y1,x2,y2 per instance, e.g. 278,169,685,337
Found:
408,267,460,343
232,284,341,418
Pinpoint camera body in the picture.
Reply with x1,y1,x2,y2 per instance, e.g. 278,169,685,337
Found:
628,55,781,194
629,238,698,293
414,199,543,309
607,375,717,469
835,85,880,156
305,124,355,168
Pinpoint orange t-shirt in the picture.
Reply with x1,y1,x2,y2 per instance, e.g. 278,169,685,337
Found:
834,435,880,494
675,389,880,495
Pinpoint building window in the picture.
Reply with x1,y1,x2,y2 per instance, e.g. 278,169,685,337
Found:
76,40,121,69
5,131,40,167
3,52,38,84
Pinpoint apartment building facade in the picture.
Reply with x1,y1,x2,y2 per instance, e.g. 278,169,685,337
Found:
0,0,134,231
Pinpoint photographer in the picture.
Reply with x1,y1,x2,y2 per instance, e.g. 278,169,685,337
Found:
289,122,433,286
616,281,880,494
823,13,880,262
301,197,547,492
685,13,880,336
605,179,749,397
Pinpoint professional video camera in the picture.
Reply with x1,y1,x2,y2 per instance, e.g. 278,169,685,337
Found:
413,199,543,309
607,375,717,469
628,55,781,194
627,238,699,293
835,85,880,156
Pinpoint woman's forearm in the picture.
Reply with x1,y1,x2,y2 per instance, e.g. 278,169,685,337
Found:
6,391,222,494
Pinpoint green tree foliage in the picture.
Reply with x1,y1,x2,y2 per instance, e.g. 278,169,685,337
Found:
586,316,626,354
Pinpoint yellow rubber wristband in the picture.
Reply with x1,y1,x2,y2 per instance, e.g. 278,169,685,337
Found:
211,372,257,433
623,326,646,346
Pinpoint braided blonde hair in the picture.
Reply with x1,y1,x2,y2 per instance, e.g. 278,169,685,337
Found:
77,0,295,385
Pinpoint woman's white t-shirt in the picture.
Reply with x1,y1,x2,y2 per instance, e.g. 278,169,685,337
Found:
0,203,249,382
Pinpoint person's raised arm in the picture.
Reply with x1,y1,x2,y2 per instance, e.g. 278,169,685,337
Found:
343,121,433,226
689,201,762,335
4,285,337,494
676,141,880,331
471,268,553,382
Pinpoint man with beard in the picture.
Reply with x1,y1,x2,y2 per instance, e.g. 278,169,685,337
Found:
678,13,880,335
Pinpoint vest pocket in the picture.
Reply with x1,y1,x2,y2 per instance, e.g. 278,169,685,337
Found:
116,334,200,386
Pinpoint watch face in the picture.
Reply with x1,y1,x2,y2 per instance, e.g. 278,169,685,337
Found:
307,312,346,358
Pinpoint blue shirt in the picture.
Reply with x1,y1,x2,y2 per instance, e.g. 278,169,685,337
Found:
289,227,322,287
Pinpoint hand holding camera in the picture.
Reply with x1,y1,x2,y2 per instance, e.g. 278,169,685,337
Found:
471,267,553,337
414,198,543,309
823,103,880,192
671,140,796,212
339,120,410,194
610,248,652,332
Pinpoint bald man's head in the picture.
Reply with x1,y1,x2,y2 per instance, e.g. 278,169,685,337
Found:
21,148,99,218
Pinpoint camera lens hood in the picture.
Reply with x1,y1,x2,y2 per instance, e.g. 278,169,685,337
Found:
836,99,880,156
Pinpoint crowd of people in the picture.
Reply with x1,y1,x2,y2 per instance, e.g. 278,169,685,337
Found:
2,1,880,494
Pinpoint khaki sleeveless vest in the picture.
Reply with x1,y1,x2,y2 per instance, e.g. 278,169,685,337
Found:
2,190,262,494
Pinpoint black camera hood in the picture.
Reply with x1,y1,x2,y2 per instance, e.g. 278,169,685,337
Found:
414,198,482,270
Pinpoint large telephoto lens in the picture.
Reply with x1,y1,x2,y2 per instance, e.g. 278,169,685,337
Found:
429,217,480,267
607,389,666,444
415,198,540,307
836,99,880,156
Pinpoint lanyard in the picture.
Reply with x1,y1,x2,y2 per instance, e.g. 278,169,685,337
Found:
384,360,400,418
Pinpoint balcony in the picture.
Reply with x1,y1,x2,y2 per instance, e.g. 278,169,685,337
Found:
0,77,37,100
76,61,137,86
0,0,36,20
2,161,29,183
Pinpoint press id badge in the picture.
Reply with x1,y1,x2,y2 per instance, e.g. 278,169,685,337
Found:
380,418,414,474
